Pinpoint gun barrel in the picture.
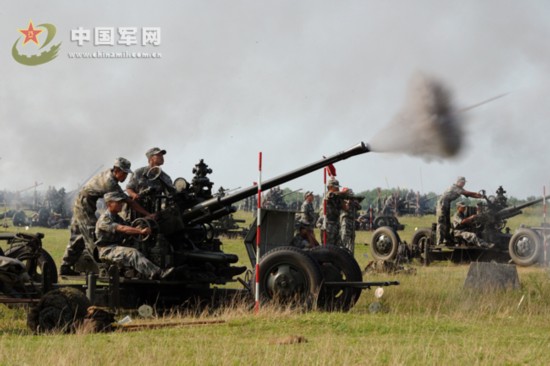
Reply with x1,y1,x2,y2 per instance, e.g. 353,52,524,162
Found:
496,195,550,219
181,142,370,222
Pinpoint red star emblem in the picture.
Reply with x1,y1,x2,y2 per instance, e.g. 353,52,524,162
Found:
19,21,43,45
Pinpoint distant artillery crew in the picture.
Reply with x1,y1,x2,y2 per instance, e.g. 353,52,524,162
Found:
339,188,362,254
60,158,151,276
436,176,483,245
126,147,174,216
381,195,395,216
296,191,319,248
263,186,287,210
297,191,316,227
324,178,343,245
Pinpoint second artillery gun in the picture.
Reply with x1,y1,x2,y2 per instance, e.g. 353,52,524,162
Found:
370,186,550,266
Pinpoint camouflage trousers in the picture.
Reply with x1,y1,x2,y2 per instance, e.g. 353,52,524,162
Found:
62,214,97,266
98,245,160,279
340,217,356,254
435,204,450,245
453,230,484,247
326,221,340,246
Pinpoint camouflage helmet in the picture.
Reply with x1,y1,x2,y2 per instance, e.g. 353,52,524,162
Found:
327,178,340,187
113,157,132,174
104,191,128,202
456,176,466,184
146,147,167,159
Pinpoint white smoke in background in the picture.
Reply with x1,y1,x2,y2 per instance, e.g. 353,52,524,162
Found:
369,74,464,159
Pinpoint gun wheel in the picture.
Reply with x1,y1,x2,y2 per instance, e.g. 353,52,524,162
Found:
4,246,57,292
255,246,322,308
509,228,542,266
309,245,362,312
371,227,399,261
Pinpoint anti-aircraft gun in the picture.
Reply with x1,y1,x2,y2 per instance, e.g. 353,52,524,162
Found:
370,186,550,266
22,142,398,333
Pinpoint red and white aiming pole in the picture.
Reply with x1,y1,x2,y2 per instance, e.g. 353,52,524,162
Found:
323,167,328,246
254,152,263,312
544,186,547,265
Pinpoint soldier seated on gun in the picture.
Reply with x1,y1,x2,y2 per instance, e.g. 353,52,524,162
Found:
451,202,493,249
291,222,319,249
95,192,175,280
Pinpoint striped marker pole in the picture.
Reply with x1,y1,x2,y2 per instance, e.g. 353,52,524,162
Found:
254,152,262,313
323,167,328,246
544,186,547,266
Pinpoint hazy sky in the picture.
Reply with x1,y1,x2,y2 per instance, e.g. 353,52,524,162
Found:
1,1,550,199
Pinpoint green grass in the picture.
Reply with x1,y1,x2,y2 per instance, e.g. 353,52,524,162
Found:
2,211,550,365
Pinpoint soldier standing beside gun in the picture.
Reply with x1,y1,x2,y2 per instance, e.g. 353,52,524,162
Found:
126,147,174,216
340,188,362,254
436,176,483,245
324,178,343,245
296,191,319,247
60,158,151,276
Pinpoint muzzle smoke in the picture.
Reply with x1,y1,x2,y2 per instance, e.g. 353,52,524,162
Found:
369,74,463,159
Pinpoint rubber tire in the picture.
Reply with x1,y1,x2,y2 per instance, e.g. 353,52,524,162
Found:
371,226,399,261
27,287,91,334
373,216,389,229
309,245,362,312
255,246,322,308
509,228,542,266
411,228,431,248
4,247,58,291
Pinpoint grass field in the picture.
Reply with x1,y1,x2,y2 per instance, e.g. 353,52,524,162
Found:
1,209,550,365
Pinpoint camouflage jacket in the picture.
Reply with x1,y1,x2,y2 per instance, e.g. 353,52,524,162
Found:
95,211,127,247
127,166,174,196
324,192,342,223
298,200,316,226
437,184,465,209
75,169,124,219
451,211,470,231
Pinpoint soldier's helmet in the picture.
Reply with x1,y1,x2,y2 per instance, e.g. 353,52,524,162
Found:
327,178,340,187
456,176,466,184
114,157,133,174
304,191,313,198
104,191,128,203
146,147,167,159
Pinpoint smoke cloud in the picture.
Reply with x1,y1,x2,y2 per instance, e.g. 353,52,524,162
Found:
369,74,463,159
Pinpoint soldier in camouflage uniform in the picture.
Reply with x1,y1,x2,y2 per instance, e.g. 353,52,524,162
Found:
451,202,492,248
95,192,174,279
339,188,361,254
324,179,343,245
126,147,174,217
436,176,483,245
60,158,151,276
296,191,319,247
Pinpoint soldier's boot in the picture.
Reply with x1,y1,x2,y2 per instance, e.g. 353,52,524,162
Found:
150,267,175,280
